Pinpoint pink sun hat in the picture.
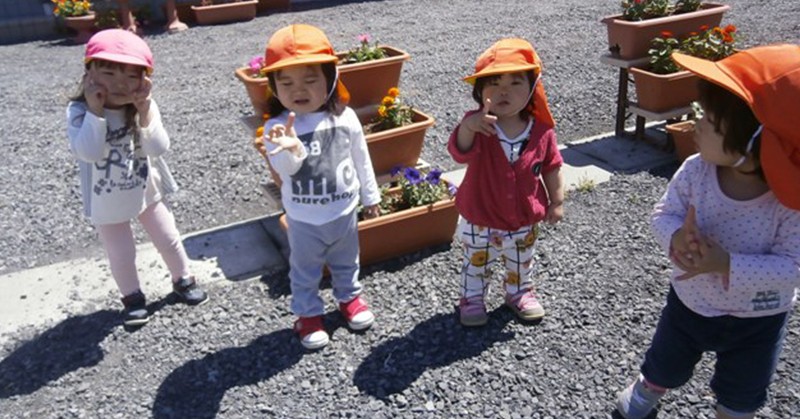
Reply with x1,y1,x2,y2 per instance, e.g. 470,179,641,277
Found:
84,29,154,74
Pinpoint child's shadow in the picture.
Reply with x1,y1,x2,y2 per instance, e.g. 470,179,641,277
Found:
0,309,118,399
152,329,302,419
353,308,515,399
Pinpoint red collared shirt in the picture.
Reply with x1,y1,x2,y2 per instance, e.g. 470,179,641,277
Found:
447,111,562,231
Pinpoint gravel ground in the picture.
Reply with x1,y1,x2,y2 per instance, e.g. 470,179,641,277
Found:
1,0,800,417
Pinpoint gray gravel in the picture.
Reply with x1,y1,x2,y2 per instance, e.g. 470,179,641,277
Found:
1,0,799,417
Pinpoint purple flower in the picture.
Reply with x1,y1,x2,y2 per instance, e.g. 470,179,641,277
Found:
425,169,442,185
448,184,458,196
357,33,371,44
390,165,403,177
249,56,264,73
404,167,422,185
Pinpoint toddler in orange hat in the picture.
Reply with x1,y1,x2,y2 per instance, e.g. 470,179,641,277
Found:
65,29,208,328
447,38,565,327
616,44,800,419
253,24,381,350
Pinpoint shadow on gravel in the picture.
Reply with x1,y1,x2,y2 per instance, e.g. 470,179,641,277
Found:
353,309,515,398
152,329,301,419
0,310,117,398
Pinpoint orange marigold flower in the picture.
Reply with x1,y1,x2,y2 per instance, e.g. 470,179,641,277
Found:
387,87,400,98
381,96,394,106
255,127,264,137
378,105,387,117
688,31,698,37
262,113,270,121
699,24,709,31
724,24,737,34
723,32,734,43
660,31,674,39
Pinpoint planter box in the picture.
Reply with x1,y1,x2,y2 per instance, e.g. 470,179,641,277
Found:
666,120,697,161
62,12,96,44
360,108,435,176
630,67,699,113
234,66,270,115
191,0,257,25
336,46,411,111
601,2,730,59
279,184,458,267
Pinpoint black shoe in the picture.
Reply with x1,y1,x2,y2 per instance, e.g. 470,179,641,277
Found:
121,291,150,326
172,276,209,306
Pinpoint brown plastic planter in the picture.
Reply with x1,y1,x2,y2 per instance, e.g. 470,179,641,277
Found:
336,46,411,111
630,67,700,113
191,0,257,25
360,108,435,177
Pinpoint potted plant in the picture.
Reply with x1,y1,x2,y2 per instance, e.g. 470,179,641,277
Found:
630,24,738,112
666,101,703,161
235,55,271,115
359,87,435,176
335,34,411,111
52,0,95,43
191,0,258,25
601,0,730,59
279,166,459,267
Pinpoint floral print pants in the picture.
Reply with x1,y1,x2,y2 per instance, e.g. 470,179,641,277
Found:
458,217,539,299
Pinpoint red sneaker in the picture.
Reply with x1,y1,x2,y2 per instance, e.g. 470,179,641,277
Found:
339,295,375,330
293,316,329,350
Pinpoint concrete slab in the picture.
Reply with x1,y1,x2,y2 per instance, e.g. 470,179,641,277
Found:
567,128,676,173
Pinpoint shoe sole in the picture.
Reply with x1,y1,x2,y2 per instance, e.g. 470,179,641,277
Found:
506,303,545,321
301,336,329,350
347,314,375,331
174,293,210,306
123,317,150,327
460,316,488,327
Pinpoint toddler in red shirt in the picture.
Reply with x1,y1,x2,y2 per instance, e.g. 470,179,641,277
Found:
447,38,565,327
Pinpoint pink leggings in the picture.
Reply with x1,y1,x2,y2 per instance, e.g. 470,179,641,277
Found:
96,200,191,297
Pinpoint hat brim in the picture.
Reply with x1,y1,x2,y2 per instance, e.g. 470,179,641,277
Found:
761,129,800,210
263,54,338,73
463,64,540,85
85,52,153,74
672,52,750,104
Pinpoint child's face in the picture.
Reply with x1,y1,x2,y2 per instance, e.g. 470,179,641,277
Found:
694,110,742,166
481,72,532,119
273,65,328,114
89,61,145,108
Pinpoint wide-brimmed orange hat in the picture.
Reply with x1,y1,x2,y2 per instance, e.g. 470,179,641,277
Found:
673,44,800,210
464,38,555,128
262,24,349,104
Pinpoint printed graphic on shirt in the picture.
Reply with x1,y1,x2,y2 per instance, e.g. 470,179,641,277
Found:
751,290,780,311
93,126,148,196
290,126,355,205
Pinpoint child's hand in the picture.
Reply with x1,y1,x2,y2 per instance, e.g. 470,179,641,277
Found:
362,204,380,219
267,112,303,157
670,205,704,272
132,75,152,116
83,70,107,117
253,135,268,158
462,97,497,137
544,201,564,224
678,236,731,287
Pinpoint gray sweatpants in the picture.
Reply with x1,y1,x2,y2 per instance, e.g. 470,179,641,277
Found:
286,211,362,317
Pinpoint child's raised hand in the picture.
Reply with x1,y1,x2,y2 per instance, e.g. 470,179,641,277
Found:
132,75,152,115
267,112,303,157
670,205,704,272
83,70,107,116
462,97,497,137
544,201,564,224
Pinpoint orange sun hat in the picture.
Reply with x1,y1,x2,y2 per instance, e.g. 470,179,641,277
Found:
262,23,349,104
463,38,555,128
673,44,800,210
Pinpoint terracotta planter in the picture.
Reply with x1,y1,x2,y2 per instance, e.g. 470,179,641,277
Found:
601,2,730,59
62,13,96,44
360,108,435,176
666,120,697,161
256,0,289,13
234,66,270,115
278,185,458,267
630,67,700,113
191,0,257,25
336,46,411,111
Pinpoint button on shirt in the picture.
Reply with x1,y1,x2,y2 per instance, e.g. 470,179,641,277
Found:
447,111,563,231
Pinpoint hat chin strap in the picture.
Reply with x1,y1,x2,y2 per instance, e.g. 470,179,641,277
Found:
732,124,763,168
514,76,540,116
324,67,339,103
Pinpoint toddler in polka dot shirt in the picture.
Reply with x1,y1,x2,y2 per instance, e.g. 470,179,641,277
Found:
615,45,800,419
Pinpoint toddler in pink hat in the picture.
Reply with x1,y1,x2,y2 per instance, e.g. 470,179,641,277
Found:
65,29,208,327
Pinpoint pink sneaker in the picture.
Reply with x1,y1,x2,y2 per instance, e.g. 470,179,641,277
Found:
339,295,375,330
505,289,545,321
459,295,488,326
294,316,329,350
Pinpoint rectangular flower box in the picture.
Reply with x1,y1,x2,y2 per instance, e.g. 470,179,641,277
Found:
358,108,435,177
630,67,700,113
336,46,411,111
191,0,257,25
601,2,730,59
